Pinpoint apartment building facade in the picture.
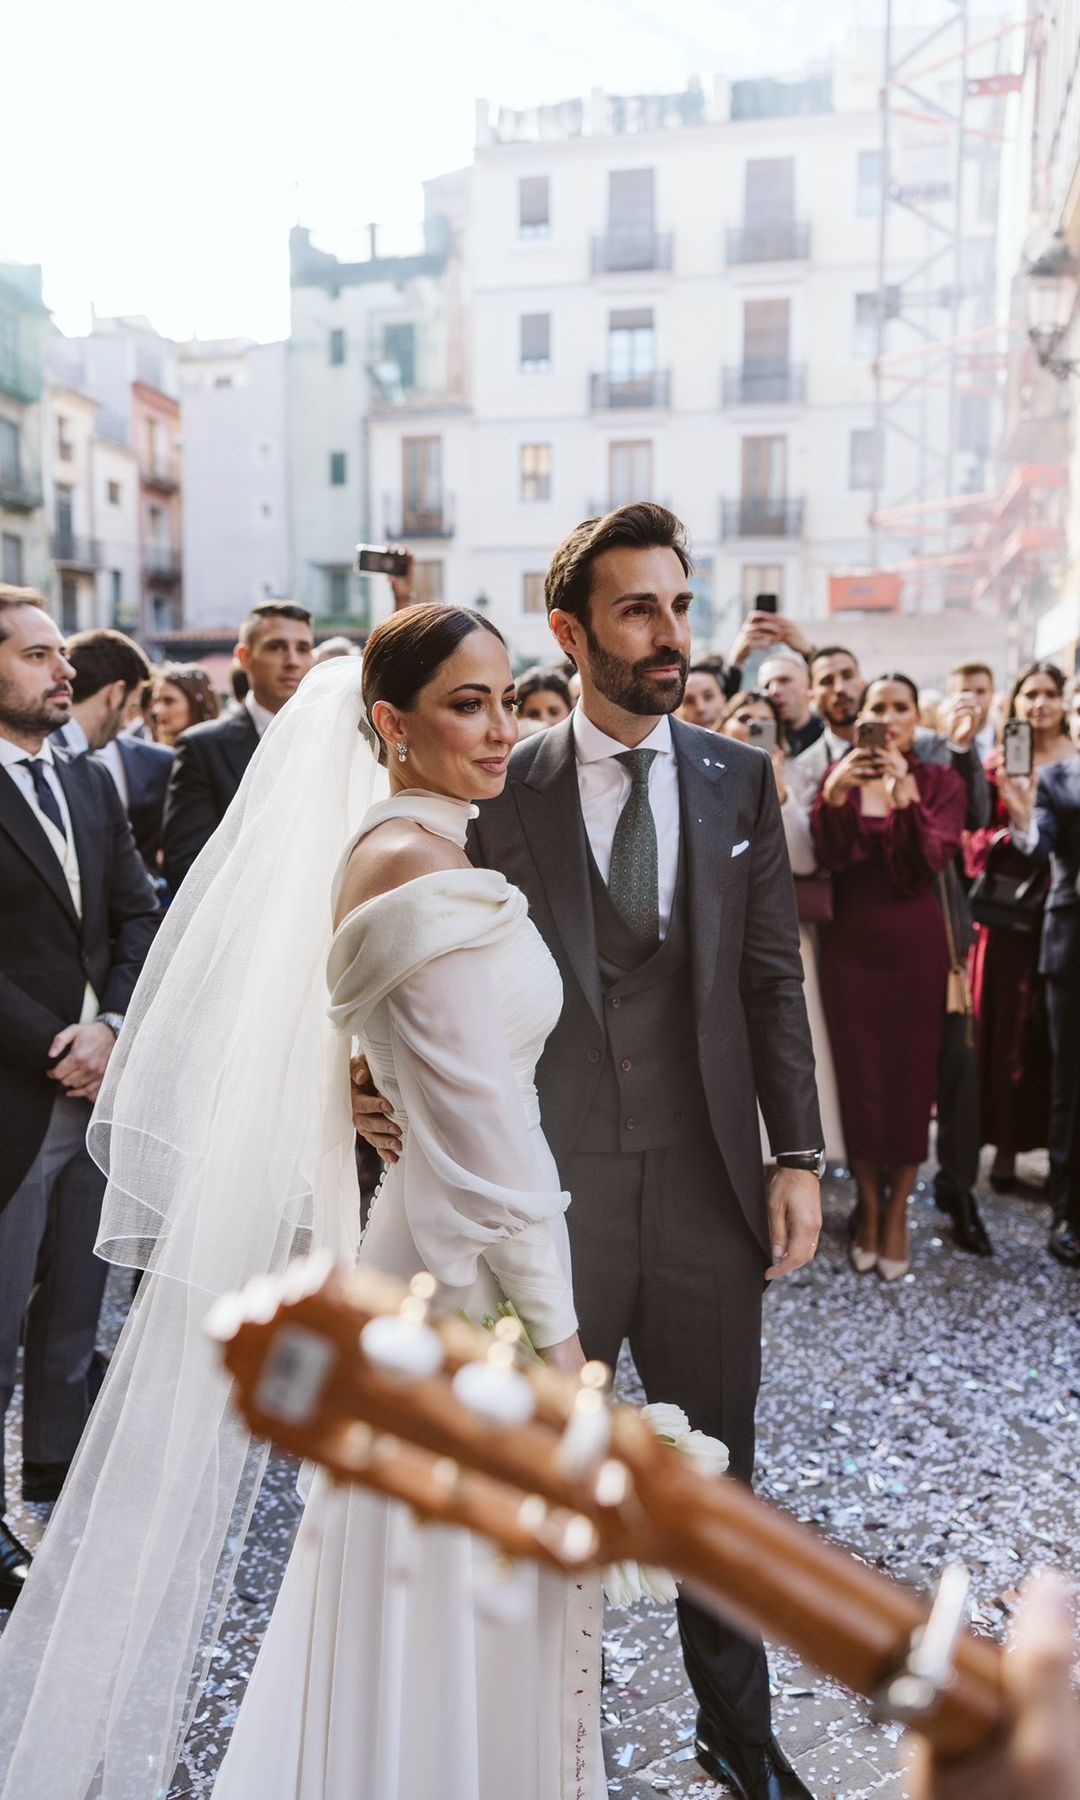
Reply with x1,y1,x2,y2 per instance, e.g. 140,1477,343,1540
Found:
0,263,48,593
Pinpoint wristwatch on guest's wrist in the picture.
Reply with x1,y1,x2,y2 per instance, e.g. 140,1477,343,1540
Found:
98,1013,125,1039
775,1149,827,1179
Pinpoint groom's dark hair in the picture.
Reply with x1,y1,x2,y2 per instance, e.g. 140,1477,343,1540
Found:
545,503,693,624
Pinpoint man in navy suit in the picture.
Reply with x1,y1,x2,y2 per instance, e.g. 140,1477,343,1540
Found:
0,588,159,1606
52,631,174,887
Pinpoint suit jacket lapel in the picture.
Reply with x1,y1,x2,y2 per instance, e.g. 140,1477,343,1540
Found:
225,709,259,785
514,720,603,1024
0,762,80,926
56,757,104,948
672,718,735,1024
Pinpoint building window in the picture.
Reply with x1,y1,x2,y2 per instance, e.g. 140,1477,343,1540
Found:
608,308,655,380
326,568,350,616
107,479,121,506
522,573,546,614
2,532,23,585
740,564,784,609
856,149,884,217
849,428,882,490
382,322,417,389
854,293,878,358
520,444,552,502
60,575,79,634
744,156,795,221
741,435,787,502
402,437,443,530
609,440,653,507
151,594,172,632
0,418,21,485
329,451,347,486
213,374,234,389
57,417,74,463
604,167,657,268
743,298,790,370
329,328,346,367
519,175,551,237
413,560,444,604
520,313,552,372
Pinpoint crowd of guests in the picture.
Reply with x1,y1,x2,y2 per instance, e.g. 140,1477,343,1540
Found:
515,623,1080,1281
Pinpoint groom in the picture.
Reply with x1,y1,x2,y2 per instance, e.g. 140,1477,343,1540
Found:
357,504,823,1800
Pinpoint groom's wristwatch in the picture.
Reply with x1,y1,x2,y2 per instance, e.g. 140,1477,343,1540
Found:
776,1149,827,1179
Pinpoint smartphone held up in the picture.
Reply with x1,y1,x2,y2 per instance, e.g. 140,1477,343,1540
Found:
1003,719,1034,780
356,543,412,580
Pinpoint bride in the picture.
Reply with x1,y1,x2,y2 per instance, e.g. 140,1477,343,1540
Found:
0,605,605,1799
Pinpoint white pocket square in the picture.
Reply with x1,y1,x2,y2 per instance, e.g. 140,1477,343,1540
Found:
731,839,750,858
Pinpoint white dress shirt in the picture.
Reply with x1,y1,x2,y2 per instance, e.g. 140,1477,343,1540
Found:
0,733,98,1019
572,704,680,936
58,715,130,807
245,692,275,738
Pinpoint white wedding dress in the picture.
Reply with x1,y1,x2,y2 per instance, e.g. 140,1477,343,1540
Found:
213,791,606,1800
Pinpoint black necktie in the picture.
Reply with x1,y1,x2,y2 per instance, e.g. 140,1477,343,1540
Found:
25,758,67,841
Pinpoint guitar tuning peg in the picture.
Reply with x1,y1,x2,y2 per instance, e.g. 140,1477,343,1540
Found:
337,1422,375,1470
473,1548,533,1625
360,1315,445,1382
400,1271,439,1325
554,1512,599,1565
203,1293,247,1343
579,1360,612,1392
555,1387,613,1481
452,1359,536,1427
593,1458,631,1509
279,1249,336,1303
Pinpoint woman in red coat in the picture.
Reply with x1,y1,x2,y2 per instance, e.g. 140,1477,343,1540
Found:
813,675,967,1280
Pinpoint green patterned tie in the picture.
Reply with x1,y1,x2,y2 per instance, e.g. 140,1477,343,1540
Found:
608,748,660,946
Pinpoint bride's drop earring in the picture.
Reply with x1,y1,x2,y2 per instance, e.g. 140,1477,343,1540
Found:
396,741,409,764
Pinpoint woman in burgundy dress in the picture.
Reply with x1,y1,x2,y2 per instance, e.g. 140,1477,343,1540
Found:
965,662,1078,1192
813,675,967,1280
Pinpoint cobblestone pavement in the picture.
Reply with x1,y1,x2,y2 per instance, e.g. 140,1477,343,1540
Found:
4,1154,1079,1798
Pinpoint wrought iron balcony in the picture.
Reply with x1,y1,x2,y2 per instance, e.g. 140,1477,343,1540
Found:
383,496,455,539
591,231,674,274
141,460,179,493
52,531,102,570
144,551,182,582
0,468,43,511
0,352,42,404
722,363,806,406
721,498,805,538
589,370,671,410
725,221,811,265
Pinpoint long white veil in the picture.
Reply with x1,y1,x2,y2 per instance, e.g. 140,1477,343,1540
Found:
0,657,385,1800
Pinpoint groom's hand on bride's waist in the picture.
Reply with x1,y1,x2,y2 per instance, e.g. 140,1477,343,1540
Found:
350,1054,403,1165
764,1170,822,1282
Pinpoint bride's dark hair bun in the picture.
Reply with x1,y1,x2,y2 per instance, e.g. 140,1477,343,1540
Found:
362,604,506,765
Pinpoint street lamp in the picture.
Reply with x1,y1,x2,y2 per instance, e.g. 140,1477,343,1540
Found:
1026,231,1080,380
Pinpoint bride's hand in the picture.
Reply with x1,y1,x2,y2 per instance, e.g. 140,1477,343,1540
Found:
539,1332,587,1376
350,1054,403,1164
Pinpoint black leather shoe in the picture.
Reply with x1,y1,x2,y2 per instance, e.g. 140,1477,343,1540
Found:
695,1717,814,1799
1048,1220,1080,1268
0,1520,32,1609
947,1191,993,1257
21,1460,69,1503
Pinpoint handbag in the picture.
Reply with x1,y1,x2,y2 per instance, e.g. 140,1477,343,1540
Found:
969,830,1049,936
794,871,834,926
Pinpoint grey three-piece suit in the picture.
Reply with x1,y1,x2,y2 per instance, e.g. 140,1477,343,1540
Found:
470,714,822,1744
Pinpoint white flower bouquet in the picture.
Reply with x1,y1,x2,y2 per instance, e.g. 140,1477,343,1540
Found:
603,1402,729,1607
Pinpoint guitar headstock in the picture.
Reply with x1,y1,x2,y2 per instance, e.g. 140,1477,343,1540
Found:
208,1255,686,1577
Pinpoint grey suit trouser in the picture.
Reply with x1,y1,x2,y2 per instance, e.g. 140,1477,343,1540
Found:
562,1134,773,1745
0,1095,108,1511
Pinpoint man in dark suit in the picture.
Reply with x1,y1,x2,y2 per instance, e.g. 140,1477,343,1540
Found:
356,506,823,1800
161,601,314,889
1012,729,1080,1266
0,587,160,1607
52,629,175,885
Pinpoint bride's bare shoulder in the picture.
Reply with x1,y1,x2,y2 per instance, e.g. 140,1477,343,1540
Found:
335,820,469,923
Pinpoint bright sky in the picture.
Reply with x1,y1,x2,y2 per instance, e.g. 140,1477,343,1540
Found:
7,0,918,343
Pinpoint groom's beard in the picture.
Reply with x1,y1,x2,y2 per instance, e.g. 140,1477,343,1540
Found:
583,629,688,717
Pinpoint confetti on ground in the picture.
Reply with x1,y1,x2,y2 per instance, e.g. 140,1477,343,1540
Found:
3,1149,1078,1797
